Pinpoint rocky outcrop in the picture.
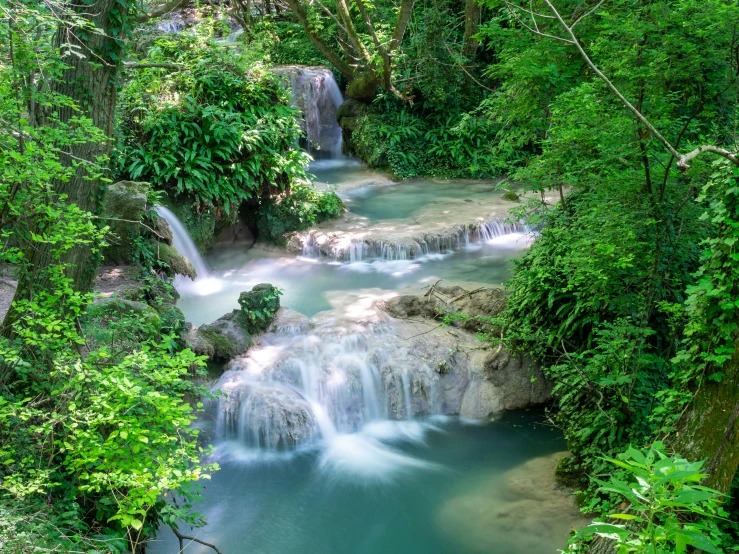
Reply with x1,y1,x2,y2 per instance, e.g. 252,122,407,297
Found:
211,288,549,448
101,180,150,265
187,283,281,362
155,242,197,280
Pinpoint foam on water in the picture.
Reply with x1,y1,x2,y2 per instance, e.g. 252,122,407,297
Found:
319,433,441,482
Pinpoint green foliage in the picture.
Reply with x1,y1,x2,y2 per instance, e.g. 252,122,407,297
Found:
500,181,708,505
115,33,311,215
352,104,499,178
564,443,732,554
255,184,344,243
237,283,283,334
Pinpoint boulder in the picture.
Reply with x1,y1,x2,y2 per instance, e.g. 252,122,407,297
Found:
101,180,150,264
187,283,281,362
155,241,197,279
237,283,281,334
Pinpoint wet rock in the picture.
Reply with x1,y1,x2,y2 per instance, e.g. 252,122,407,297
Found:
155,241,197,279
502,190,520,202
218,377,318,448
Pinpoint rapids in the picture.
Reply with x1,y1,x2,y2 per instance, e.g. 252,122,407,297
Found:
150,68,583,553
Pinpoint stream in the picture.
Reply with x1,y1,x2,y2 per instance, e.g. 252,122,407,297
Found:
151,68,582,553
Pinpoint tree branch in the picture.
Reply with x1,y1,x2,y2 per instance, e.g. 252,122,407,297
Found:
677,145,739,170
170,526,223,554
534,0,739,170
137,0,188,23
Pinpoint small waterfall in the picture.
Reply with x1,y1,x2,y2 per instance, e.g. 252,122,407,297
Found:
155,206,210,279
214,321,443,452
297,217,529,262
272,66,345,157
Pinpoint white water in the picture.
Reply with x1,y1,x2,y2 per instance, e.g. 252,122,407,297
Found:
155,206,225,296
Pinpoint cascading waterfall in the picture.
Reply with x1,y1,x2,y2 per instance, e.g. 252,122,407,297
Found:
272,66,345,158
156,206,211,279
300,218,528,261
214,320,442,453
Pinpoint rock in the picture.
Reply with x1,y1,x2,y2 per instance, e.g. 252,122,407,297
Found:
237,283,281,334
385,284,507,334
382,284,551,417
101,180,150,264
104,180,149,220
502,190,520,202
149,212,173,245
187,284,281,362
437,452,590,554
155,241,197,279
345,73,379,101
217,377,317,448
189,311,252,361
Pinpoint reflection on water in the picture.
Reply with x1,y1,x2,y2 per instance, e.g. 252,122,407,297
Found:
176,235,528,326
149,411,580,554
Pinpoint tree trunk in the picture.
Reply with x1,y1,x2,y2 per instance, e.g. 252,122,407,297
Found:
462,0,481,63
3,0,124,330
283,0,355,80
675,336,739,493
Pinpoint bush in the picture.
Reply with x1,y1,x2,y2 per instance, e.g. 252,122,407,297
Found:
114,33,310,215
254,184,344,244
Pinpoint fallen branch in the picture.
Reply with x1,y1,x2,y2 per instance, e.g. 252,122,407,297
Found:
170,526,223,554
92,216,167,241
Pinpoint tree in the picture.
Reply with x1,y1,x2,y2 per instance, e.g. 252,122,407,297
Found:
284,0,416,100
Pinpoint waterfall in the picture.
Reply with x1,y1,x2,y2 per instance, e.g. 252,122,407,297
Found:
272,66,345,158
214,319,443,452
155,206,210,279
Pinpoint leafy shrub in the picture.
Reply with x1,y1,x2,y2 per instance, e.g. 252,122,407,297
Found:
255,184,344,244
351,102,499,179
115,33,310,215
500,182,708,507
565,443,731,554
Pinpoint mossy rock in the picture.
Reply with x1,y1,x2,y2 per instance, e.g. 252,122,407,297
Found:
346,73,379,101
101,180,151,264
155,241,197,279
502,191,520,202
237,283,281,334
191,311,252,361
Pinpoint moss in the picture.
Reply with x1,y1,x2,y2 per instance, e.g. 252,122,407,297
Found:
237,283,282,334
198,327,246,360
346,73,379,101
155,242,197,279
502,191,520,202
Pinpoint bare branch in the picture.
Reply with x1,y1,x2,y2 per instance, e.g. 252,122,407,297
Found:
137,0,188,24
504,3,574,44
170,526,223,554
677,145,739,170
570,0,606,29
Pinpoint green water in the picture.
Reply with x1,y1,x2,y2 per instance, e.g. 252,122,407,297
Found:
176,239,524,326
150,411,573,554
342,180,502,222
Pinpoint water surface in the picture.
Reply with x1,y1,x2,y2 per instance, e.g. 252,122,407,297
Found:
150,411,573,554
